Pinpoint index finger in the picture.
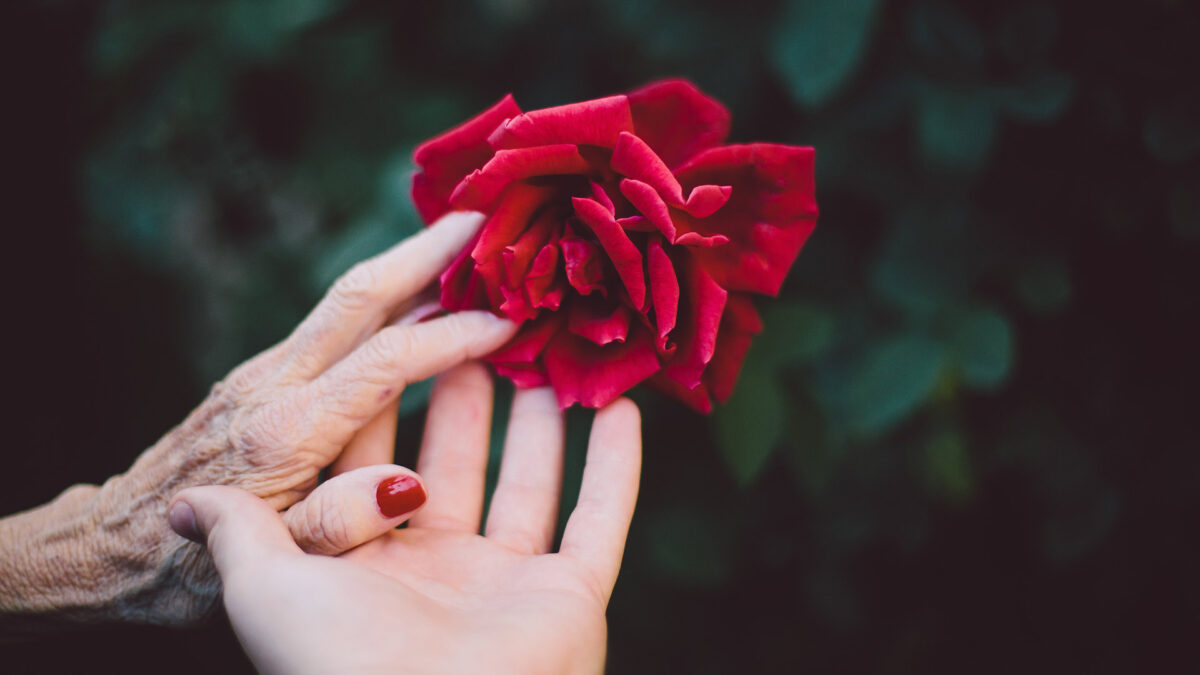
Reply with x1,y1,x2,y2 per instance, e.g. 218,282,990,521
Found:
558,398,642,603
282,211,485,380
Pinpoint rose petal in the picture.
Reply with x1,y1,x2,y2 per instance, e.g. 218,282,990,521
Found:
494,363,551,388
560,233,607,297
537,286,565,310
502,209,557,286
543,326,662,409
568,296,633,346
647,373,713,414
646,237,679,352
524,239,562,309
490,312,563,365
616,215,657,232
471,182,556,263
719,290,764,333
684,184,732,218
619,178,677,240
474,256,507,312
412,94,523,222
661,252,727,389
571,196,647,309
673,231,730,248
627,79,731,170
439,229,486,312
610,132,685,204
450,145,592,212
674,144,818,296
703,293,762,403
499,285,538,324
487,95,635,150
619,178,732,247
590,180,616,215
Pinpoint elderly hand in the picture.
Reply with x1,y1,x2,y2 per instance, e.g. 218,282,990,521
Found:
0,212,517,629
169,366,642,675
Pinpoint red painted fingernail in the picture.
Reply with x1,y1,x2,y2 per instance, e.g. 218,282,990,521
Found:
376,475,427,518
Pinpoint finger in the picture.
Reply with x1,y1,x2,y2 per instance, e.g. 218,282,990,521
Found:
330,398,399,476
559,398,642,601
484,387,565,554
408,362,494,533
169,486,302,577
283,211,485,379
304,311,516,451
283,465,427,556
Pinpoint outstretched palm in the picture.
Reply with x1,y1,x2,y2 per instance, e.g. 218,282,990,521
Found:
341,361,639,671
189,362,641,675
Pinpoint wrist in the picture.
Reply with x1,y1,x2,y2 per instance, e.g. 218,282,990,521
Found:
0,445,222,632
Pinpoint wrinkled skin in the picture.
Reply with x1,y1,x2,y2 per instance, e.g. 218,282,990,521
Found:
172,365,642,675
0,213,517,629
413,79,819,411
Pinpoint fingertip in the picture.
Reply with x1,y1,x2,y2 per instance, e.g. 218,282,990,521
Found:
283,464,427,555
597,396,641,428
376,472,428,519
168,499,200,542
460,309,518,331
432,209,486,234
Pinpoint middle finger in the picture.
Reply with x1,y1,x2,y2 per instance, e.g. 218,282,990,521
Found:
281,211,484,380
407,362,495,533
483,387,565,554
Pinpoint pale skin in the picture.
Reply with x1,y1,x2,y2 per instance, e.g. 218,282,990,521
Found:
0,211,523,628
0,210,643,671
171,371,642,675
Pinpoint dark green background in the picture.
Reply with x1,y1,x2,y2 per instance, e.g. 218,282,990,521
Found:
4,0,1199,672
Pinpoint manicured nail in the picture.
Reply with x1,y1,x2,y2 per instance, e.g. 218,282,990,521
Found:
168,501,201,543
376,475,427,518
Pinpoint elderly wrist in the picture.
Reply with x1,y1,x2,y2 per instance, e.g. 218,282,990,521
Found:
0,449,222,631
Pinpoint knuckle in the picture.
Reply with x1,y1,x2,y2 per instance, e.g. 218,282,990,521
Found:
229,400,303,457
367,327,418,371
329,261,381,313
298,494,351,555
499,527,545,555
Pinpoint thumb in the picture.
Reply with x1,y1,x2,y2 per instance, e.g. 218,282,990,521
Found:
169,486,302,576
283,465,427,555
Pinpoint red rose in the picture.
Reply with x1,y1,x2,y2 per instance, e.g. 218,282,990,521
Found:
412,79,817,411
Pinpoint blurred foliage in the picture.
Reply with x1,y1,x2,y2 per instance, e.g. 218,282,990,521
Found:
6,0,1200,672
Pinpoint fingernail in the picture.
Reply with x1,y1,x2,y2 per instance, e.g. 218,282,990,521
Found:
376,475,427,518
168,501,201,543
398,302,446,326
472,310,513,325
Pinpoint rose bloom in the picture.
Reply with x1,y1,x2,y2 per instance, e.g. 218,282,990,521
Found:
412,79,817,411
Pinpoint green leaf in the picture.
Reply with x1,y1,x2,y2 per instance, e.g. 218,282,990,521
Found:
1015,257,1072,314
645,505,734,587
996,70,1074,123
715,363,784,486
847,335,946,436
769,0,882,109
1143,104,1200,164
949,306,1014,391
783,394,836,497
221,0,345,57
916,85,997,171
871,205,977,315
996,2,1058,64
756,302,836,366
922,426,974,501
907,1,985,71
